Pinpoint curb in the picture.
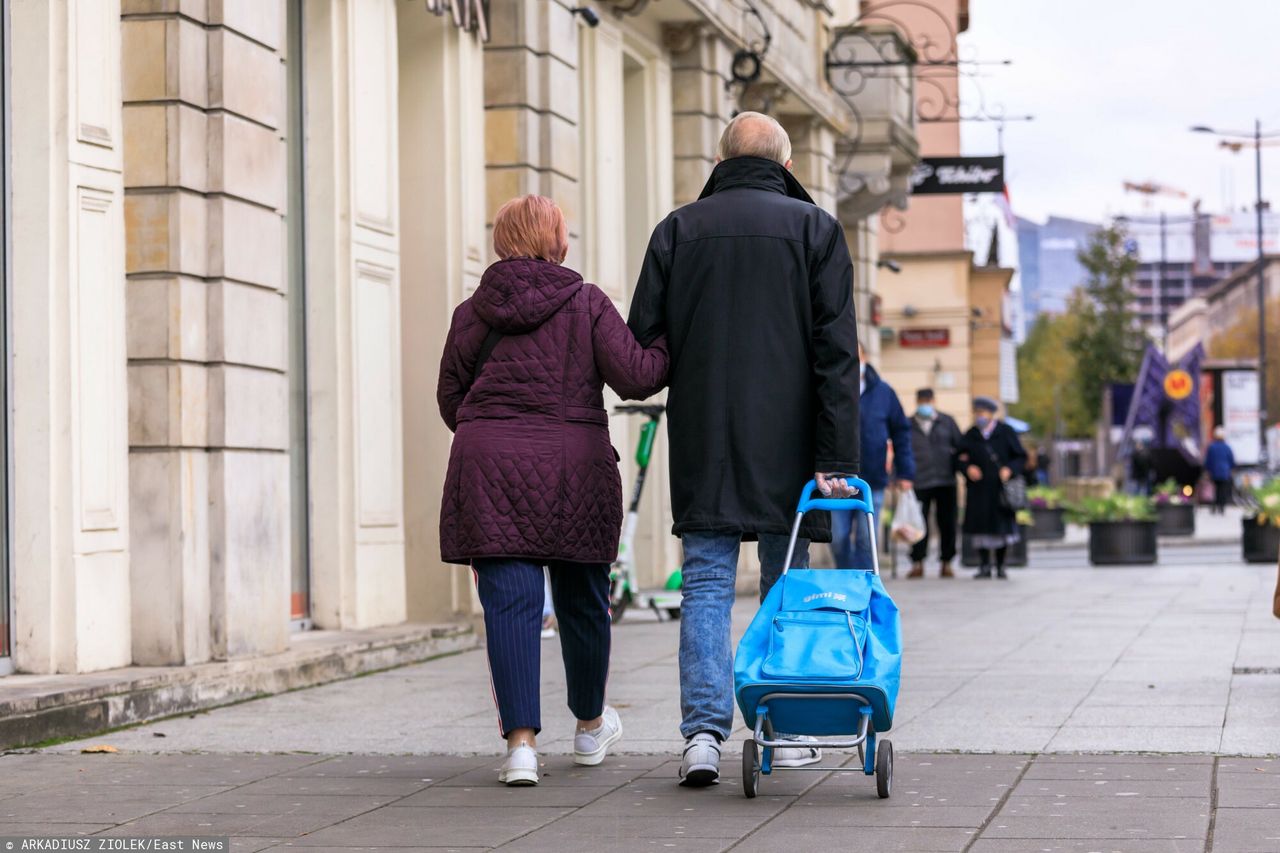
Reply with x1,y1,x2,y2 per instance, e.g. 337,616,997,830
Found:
0,623,477,751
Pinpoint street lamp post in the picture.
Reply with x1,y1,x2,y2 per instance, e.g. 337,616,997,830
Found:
1192,121,1280,470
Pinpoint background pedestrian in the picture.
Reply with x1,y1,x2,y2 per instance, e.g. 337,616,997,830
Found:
1205,427,1236,515
907,388,961,579
958,397,1027,580
831,344,915,572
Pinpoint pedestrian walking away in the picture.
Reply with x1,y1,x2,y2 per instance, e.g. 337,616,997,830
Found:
627,112,860,786
958,397,1027,580
907,388,961,578
437,195,668,786
832,345,915,573
1205,426,1236,515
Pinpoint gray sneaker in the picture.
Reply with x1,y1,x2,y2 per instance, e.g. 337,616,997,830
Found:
679,732,721,787
574,706,622,766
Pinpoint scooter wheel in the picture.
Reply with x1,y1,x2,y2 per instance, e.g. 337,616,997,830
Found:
742,739,760,799
876,739,893,799
666,608,681,621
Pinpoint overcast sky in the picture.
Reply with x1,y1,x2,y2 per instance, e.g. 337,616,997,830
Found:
958,0,1280,226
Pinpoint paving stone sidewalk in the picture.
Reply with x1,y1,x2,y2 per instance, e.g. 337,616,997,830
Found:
2,751,1279,851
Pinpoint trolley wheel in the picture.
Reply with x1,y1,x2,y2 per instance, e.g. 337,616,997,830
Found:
742,739,760,799
876,739,893,799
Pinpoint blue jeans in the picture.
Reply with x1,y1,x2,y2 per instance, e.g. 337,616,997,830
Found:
678,532,809,742
830,489,883,570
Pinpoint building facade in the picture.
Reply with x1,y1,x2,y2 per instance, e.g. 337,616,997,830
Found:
867,0,1017,419
1015,214,1099,321
0,0,918,676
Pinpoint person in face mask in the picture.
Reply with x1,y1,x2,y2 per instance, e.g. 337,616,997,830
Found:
956,397,1026,579
907,389,962,578
832,344,915,571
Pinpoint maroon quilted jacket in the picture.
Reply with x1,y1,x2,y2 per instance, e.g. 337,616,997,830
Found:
437,258,669,565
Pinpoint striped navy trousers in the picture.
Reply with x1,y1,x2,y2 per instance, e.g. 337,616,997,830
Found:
473,558,611,738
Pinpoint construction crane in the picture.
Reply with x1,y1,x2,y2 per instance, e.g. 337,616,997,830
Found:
1123,181,1189,208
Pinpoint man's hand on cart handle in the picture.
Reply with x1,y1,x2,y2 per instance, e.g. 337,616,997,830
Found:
816,472,854,498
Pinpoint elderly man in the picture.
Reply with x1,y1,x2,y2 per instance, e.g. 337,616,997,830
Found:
628,112,860,786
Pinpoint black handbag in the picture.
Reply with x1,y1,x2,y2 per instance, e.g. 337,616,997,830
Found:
986,443,1026,511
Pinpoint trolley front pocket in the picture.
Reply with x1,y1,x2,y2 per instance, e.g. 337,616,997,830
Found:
762,610,866,681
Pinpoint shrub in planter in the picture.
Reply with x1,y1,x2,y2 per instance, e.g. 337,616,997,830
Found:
1242,481,1280,563
1068,495,1158,566
1027,486,1067,540
1153,479,1196,537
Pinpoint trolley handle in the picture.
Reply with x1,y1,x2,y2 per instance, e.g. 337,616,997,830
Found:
795,477,875,517
782,477,879,576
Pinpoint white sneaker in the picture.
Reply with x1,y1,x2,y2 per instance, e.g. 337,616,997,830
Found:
574,706,623,766
772,736,822,768
498,742,539,786
679,732,721,787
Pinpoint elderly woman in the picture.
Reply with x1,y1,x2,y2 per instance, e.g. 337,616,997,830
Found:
957,397,1026,579
437,196,668,786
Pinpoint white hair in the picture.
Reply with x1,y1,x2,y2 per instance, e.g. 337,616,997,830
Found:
718,111,792,165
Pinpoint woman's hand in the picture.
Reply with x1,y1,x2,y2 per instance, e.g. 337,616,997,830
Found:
999,466,1012,482
966,465,983,482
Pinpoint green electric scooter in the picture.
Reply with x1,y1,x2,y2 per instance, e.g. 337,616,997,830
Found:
610,404,683,622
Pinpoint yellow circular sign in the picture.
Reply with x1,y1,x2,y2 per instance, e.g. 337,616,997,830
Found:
1164,369,1193,400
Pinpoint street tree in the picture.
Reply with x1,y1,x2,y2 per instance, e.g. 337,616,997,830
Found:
1011,310,1093,437
1067,224,1148,416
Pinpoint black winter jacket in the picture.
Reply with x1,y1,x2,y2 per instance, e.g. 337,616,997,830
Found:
627,157,860,541
910,412,962,491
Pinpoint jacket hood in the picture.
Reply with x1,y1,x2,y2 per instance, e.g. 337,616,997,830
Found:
698,156,816,204
473,258,584,333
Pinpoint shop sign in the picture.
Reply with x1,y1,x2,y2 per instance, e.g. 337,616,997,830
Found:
1163,369,1193,400
899,328,950,348
910,156,1005,195
425,0,490,41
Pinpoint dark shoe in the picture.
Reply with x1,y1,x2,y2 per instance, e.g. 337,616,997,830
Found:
939,562,955,578
996,567,1008,580
907,562,925,579
973,567,992,579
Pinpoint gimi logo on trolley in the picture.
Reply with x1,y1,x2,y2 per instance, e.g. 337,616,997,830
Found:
802,591,847,603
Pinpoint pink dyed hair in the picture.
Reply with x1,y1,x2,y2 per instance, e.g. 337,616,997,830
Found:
492,195,569,264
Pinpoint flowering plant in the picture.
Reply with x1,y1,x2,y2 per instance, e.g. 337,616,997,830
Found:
1027,485,1064,510
1067,493,1155,524
1015,509,1033,526
1246,480,1280,527
1153,479,1192,506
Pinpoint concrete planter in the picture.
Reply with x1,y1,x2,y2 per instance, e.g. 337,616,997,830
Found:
1027,506,1066,541
1088,520,1158,566
961,525,1029,567
1242,517,1280,564
1155,502,1196,537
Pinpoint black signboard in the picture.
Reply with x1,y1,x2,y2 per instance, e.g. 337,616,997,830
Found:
910,156,1005,195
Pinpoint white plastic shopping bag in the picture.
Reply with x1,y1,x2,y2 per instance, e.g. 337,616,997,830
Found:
890,490,927,545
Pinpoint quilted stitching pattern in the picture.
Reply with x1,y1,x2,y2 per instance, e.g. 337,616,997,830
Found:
437,259,667,565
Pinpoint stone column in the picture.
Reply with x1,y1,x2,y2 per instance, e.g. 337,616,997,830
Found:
121,0,290,662
10,0,132,673
303,0,408,630
399,11,487,622
666,24,736,207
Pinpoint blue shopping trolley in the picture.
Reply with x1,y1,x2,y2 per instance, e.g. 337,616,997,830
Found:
733,478,902,799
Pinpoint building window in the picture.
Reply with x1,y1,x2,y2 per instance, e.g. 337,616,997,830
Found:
286,0,311,627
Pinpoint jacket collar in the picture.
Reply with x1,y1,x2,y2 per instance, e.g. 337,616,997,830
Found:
697,156,815,204
860,363,881,397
